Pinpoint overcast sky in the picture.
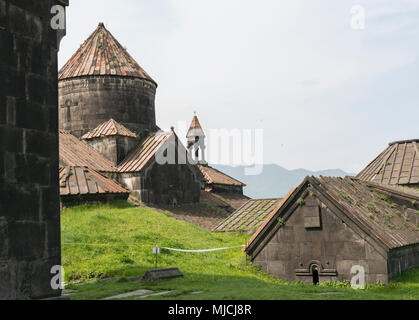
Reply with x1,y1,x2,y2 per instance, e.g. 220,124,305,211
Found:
59,0,419,173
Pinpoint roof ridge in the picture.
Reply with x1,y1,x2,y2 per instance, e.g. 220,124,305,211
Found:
81,118,137,140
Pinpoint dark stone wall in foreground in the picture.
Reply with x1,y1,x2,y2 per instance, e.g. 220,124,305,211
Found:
0,0,66,299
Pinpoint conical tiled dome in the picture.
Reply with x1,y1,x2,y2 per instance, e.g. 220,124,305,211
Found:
357,139,419,186
59,23,156,84
187,114,205,138
58,23,158,138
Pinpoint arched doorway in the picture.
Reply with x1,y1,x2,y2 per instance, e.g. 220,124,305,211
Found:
312,265,320,285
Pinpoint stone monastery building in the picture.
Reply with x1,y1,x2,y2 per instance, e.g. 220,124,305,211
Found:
57,23,247,206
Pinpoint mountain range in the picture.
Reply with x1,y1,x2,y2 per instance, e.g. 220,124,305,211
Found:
212,164,355,199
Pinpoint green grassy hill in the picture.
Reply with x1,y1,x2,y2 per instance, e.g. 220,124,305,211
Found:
61,202,419,300
61,201,249,282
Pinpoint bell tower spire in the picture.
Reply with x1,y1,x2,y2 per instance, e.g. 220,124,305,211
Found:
186,112,206,164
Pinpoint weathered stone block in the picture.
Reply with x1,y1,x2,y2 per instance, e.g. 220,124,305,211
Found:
0,262,16,299
14,153,50,186
368,260,387,274
44,218,61,258
25,129,56,157
8,221,45,259
254,246,267,263
0,125,23,153
0,182,40,221
0,0,7,29
336,260,368,275
0,30,14,67
366,243,386,260
40,187,60,222
339,240,366,260
324,241,343,258
142,268,183,283
267,261,286,276
15,100,49,131
299,241,322,261
0,217,8,259
0,151,4,178
29,257,62,299
277,225,294,242
6,96,16,125
0,96,6,125
27,74,48,105
3,151,16,181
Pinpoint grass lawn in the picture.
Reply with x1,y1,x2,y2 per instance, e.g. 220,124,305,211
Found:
61,202,419,300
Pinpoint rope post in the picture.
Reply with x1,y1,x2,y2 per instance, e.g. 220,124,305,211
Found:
153,246,159,269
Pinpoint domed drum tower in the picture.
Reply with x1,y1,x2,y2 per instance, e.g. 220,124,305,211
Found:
58,23,158,138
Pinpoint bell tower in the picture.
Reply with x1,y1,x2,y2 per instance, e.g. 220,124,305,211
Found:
186,112,206,164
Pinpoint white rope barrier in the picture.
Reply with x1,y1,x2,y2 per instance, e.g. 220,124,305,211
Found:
62,243,244,252
160,246,244,253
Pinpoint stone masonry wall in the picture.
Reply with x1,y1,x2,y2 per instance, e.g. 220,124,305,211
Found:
144,163,201,205
252,193,389,284
59,76,157,138
85,135,139,166
388,244,419,280
0,0,66,299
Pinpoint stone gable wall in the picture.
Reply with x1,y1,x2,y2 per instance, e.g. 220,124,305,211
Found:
252,193,390,284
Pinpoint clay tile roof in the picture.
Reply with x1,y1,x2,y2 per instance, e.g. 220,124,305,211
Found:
81,119,137,140
214,198,282,233
187,115,205,138
208,193,250,211
357,139,419,186
117,131,174,173
59,130,116,172
59,166,130,196
198,165,246,187
200,191,232,209
58,23,156,85
245,177,419,253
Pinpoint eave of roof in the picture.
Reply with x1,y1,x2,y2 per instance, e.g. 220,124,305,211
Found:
199,165,246,187
59,130,116,172
60,166,129,196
